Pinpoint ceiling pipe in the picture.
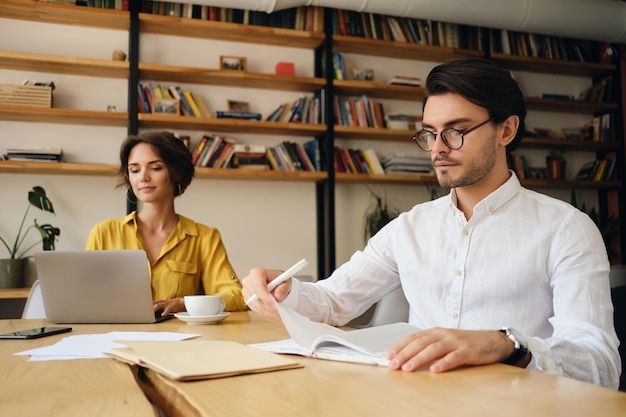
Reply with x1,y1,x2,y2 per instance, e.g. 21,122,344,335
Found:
163,0,626,43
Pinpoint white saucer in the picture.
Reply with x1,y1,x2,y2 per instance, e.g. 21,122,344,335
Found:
174,312,230,325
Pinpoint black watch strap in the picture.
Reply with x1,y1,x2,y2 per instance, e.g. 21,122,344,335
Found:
499,328,529,366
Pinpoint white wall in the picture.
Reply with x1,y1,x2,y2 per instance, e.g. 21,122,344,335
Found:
0,15,598,281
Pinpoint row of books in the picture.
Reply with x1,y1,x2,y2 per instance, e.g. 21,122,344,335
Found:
190,135,321,172
330,9,482,50
142,2,324,32
334,147,384,174
267,141,319,172
333,96,386,128
487,28,599,63
138,83,211,117
584,114,612,142
2,147,63,163
265,92,325,125
575,159,617,182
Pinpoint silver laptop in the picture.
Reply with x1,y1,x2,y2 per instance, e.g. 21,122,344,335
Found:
34,250,171,324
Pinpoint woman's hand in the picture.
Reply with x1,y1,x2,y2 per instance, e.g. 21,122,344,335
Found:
153,297,186,317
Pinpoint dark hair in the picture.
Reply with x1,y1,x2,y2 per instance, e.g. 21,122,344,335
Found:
117,131,195,197
424,58,526,153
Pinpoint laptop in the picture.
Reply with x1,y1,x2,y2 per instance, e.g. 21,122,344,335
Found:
34,250,172,324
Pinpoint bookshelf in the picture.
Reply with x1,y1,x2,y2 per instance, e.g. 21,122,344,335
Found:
1,0,623,275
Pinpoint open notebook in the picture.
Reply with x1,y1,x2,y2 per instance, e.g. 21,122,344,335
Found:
250,301,420,366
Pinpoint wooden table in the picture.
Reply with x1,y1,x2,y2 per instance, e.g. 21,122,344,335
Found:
1,313,625,417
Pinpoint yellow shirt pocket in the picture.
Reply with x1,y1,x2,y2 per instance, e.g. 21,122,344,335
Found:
164,260,199,297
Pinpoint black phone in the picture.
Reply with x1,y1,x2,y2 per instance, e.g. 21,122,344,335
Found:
0,326,72,339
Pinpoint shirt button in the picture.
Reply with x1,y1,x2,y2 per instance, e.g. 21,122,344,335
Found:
463,229,469,236
541,362,549,371
451,312,459,318
488,206,494,213
455,269,462,276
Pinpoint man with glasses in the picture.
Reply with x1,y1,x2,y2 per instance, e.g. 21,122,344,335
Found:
242,58,620,389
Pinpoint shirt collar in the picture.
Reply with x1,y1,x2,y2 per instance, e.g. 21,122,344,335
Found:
449,171,521,218
121,211,199,237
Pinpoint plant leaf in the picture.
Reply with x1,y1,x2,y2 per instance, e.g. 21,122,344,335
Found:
28,186,55,214
34,222,61,251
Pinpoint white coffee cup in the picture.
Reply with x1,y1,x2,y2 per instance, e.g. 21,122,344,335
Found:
184,295,225,316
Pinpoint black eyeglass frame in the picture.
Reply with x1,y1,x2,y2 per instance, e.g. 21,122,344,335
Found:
412,117,496,152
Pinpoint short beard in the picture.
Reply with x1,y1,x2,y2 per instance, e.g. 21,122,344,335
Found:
435,131,498,189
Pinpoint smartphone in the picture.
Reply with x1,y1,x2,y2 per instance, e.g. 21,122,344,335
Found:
0,326,72,339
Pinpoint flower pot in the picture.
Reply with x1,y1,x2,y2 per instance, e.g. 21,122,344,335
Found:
546,159,566,180
0,258,27,288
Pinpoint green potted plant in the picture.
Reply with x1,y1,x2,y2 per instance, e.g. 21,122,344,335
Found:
363,186,399,243
0,186,60,288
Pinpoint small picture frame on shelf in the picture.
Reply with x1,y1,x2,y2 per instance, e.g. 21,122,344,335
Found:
152,99,179,115
533,127,559,139
561,127,584,141
220,55,247,72
227,100,249,112
351,67,375,81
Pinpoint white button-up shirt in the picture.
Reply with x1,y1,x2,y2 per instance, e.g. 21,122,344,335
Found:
285,173,621,389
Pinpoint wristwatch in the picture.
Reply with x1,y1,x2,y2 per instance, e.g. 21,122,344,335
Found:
499,327,529,366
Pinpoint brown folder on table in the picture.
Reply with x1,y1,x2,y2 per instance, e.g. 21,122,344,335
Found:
108,340,302,381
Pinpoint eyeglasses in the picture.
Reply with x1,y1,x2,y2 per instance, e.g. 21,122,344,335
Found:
412,118,495,152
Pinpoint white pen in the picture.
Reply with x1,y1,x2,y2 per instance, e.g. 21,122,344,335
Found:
245,258,308,305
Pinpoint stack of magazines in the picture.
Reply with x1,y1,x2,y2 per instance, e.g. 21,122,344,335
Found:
3,147,63,162
381,153,432,175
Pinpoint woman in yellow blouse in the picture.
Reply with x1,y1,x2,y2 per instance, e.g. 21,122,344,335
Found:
86,131,246,315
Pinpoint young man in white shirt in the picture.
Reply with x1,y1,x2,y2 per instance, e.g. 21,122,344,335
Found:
242,58,621,389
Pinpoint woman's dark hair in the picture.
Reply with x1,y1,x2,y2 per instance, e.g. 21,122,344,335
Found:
117,131,195,197
424,58,526,153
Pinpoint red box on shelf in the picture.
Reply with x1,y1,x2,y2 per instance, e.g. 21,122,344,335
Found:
275,62,295,77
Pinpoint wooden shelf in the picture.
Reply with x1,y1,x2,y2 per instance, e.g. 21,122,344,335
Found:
333,35,483,61
138,114,326,136
139,13,325,49
1,0,129,30
139,63,324,92
0,50,129,78
521,178,622,190
491,53,615,77
336,172,438,185
0,105,128,126
0,160,327,183
0,161,118,176
0,287,30,299
334,79,425,101
195,167,326,182
520,137,621,152
524,97,618,114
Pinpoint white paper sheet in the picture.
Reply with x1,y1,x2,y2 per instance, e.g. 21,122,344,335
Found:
14,332,200,361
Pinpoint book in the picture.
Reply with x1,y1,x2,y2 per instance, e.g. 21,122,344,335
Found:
575,160,598,180
108,340,302,381
387,75,422,87
250,302,420,366
216,111,262,120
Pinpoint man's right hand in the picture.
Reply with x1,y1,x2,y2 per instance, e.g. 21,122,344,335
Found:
241,267,292,320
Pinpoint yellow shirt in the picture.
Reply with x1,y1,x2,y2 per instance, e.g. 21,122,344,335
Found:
85,212,246,311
